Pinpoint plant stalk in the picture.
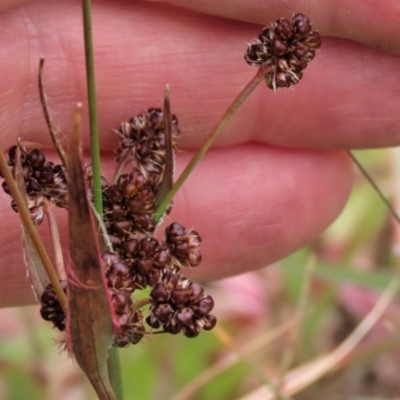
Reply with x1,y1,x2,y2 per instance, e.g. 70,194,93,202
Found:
82,0,103,216
348,151,400,225
154,69,264,222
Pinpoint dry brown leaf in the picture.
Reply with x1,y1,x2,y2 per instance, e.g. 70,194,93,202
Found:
155,85,174,210
66,105,116,400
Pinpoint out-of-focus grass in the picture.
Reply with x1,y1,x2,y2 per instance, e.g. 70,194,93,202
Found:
1,148,400,399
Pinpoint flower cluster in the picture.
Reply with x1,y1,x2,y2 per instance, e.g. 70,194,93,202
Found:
0,108,216,347
147,270,216,338
244,13,321,90
0,145,67,225
39,280,68,331
115,107,180,183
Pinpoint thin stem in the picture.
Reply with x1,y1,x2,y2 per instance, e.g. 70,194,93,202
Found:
113,158,130,184
277,252,316,389
0,148,67,312
132,297,152,311
171,319,296,400
108,349,123,400
348,151,400,225
213,324,288,400
38,57,68,167
154,69,264,222
239,278,400,399
82,0,103,216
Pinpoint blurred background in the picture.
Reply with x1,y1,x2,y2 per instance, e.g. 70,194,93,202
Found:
1,149,400,400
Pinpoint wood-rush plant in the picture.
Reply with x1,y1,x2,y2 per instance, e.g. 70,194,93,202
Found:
0,7,322,400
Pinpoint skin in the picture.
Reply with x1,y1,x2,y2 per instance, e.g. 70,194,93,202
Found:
0,0,399,307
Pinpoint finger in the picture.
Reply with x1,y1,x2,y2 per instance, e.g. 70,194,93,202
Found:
0,145,352,306
146,0,400,54
173,146,352,282
0,2,399,153
0,0,31,13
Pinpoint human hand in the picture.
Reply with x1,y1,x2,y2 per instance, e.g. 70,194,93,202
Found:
0,0,399,306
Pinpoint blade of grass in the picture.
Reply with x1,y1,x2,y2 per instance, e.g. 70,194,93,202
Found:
82,2,122,396
349,150,400,225
82,0,103,216
280,252,396,291
277,252,316,389
154,69,264,222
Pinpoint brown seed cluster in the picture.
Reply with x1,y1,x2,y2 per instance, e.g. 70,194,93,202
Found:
40,280,68,331
116,107,180,181
102,170,157,240
244,13,321,90
0,145,67,225
147,270,216,338
6,108,217,346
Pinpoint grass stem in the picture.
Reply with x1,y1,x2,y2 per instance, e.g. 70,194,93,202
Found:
154,69,264,222
82,0,103,216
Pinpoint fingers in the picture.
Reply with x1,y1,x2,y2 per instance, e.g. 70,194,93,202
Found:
173,146,353,282
0,0,31,13
146,0,400,54
0,1,399,153
0,145,353,306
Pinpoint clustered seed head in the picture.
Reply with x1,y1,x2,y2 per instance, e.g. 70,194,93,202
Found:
39,280,68,331
244,13,321,90
165,222,202,268
0,145,68,225
112,309,145,347
99,109,215,346
116,107,180,184
102,170,157,240
2,107,216,347
146,270,216,338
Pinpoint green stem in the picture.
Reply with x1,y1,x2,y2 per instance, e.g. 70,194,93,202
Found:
348,151,400,225
82,0,103,216
108,349,123,400
154,69,264,222
82,2,121,398
132,297,152,311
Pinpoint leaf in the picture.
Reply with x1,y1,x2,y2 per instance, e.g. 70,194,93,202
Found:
38,57,68,167
66,104,116,400
155,85,174,210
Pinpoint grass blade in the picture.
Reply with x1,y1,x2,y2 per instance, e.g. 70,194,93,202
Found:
82,0,103,216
